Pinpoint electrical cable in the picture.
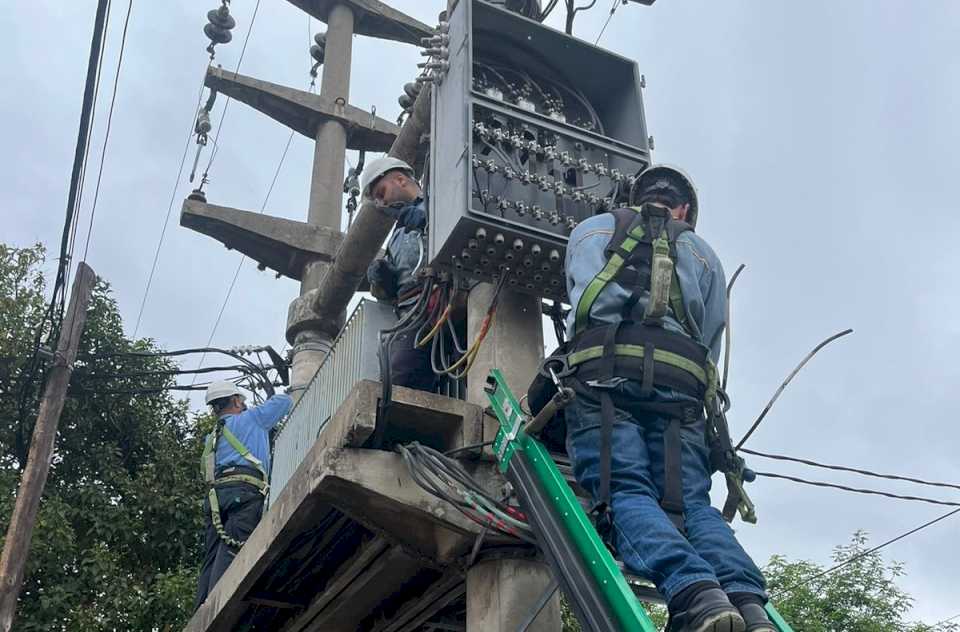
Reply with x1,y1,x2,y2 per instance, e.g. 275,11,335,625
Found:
132,66,209,338
722,263,745,392
736,328,853,449
772,506,960,598
79,0,133,266
595,0,620,45
753,471,960,508
190,128,296,382
741,448,960,493
13,0,112,460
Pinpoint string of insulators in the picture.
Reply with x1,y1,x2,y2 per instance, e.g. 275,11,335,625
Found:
309,31,326,84
204,1,236,59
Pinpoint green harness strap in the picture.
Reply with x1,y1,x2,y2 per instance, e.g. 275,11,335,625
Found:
201,419,268,549
567,343,709,387
573,207,695,339
574,218,647,336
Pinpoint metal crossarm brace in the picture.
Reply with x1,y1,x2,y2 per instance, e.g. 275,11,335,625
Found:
483,369,796,632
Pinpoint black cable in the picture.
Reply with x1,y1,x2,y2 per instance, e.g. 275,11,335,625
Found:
190,128,296,381
754,471,960,508
79,0,133,265
595,0,620,45
444,441,495,458
742,449,960,493
772,506,960,598
736,328,853,449
132,65,208,338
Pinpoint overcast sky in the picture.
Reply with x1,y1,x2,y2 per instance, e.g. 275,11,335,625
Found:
4,0,960,624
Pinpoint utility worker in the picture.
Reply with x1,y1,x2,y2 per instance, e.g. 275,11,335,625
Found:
362,156,437,392
195,381,292,608
559,165,773,632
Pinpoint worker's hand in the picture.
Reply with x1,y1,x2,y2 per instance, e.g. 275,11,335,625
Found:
367,259,399,300
398,205,427,233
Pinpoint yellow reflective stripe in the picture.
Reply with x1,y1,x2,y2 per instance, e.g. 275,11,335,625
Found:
573,222,648,336
221,426,266,478
213,474,267,491
567,344,708,386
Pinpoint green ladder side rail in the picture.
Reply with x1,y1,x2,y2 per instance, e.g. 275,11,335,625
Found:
483,368,793,632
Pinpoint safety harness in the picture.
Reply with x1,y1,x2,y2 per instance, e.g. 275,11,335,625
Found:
537,204,753,542
201,418,268,548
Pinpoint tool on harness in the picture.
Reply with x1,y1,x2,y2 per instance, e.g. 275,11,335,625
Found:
201,416,268,548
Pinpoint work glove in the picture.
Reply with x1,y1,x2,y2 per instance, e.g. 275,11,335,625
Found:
367,258,399,301
383,201,427,233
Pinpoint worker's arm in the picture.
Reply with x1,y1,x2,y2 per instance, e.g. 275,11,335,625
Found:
675,233,726,363
244,392,293,432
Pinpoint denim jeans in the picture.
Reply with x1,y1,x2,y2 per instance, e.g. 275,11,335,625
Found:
564,379,766,605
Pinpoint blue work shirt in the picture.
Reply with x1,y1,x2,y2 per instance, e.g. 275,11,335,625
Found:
215,393,293,476
564,212,727,364
372,198,427,308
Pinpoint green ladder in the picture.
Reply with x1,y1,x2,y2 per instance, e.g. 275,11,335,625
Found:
483,369,793,632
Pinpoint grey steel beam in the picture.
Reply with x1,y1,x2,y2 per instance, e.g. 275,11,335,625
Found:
287,0,433,45
204,66,398,152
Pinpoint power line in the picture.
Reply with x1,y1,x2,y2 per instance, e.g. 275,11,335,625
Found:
190,129,296,383
595,0,620,45
131,71,207,338
133,0,260,338
742,448,960,493
79,0,134,265
773,506,960,597
754,471,960,508
736,328,853,449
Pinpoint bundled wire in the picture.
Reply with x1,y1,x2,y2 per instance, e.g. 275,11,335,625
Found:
431,272,508,379
398,442,535,542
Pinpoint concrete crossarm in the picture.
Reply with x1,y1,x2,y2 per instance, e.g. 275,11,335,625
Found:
180,198,345,281
205,66,400,152
309,83,432,331
286,0,434,46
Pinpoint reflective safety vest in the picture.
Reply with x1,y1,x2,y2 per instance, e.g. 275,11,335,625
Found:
201,418,268,548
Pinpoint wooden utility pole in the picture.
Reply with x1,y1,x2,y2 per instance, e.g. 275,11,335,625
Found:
0,263,96,632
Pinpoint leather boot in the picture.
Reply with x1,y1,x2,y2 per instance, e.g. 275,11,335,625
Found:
669,587,746,632
738,602,776,632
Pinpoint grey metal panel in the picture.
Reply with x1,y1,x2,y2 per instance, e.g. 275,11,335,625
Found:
429,0,472,266
427,0,650,302
268,299,396,506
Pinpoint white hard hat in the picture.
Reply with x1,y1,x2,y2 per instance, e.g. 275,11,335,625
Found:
360,156,414,200
205,380,243,405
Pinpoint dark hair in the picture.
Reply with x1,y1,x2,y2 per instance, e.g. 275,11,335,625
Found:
210,396,235,415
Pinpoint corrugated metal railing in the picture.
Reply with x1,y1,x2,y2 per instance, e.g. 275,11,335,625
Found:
268,300,394,505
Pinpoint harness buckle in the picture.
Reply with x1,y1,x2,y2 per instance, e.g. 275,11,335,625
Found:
585,376,627,390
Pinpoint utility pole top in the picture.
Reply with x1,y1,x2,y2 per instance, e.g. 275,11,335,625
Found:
287,0,434,45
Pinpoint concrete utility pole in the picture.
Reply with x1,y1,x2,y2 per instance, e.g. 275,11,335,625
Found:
464,284,561,630
286,2,355,394
0,263,96,632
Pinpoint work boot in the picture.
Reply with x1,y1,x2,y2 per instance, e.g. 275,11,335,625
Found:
738,603,776,632
669,588,746,632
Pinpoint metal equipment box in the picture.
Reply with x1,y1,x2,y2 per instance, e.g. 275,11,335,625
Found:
428,0,651,301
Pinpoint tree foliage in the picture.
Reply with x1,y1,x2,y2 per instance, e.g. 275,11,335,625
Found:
0,243,205,631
